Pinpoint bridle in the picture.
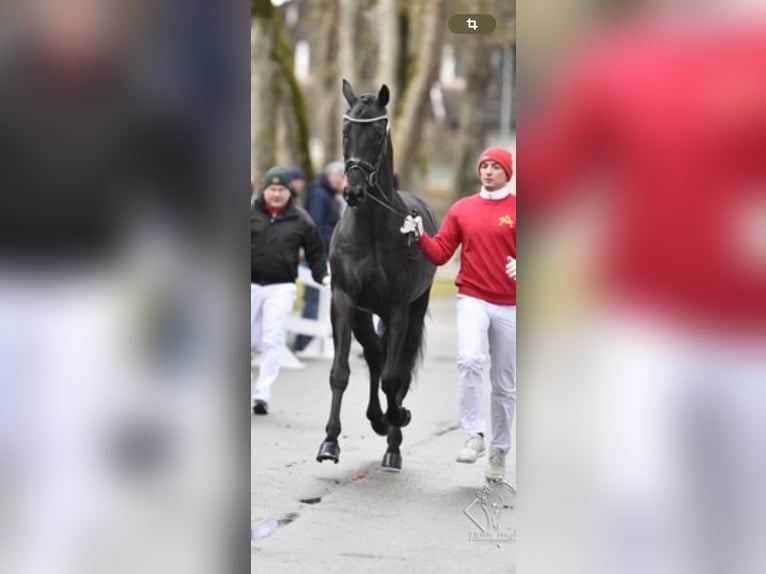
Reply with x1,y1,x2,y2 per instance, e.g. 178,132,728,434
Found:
342,113,409,218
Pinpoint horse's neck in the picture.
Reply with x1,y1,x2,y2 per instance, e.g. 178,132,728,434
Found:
352,187,402,241
347,151,402,241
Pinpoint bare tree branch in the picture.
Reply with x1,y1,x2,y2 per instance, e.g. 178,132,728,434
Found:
251,0,279,180
393,0,446,189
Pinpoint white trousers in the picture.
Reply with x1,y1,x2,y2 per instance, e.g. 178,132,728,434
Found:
588,314,766,574
456,295,517,453
250,282,296,403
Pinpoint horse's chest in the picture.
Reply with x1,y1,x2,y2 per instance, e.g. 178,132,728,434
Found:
359,266,387,290
355,266,396,307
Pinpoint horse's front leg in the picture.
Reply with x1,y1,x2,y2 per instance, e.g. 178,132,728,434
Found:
316,291,355,464
350,311,389,436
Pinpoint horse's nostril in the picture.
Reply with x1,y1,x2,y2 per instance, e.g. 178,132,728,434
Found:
344,186,365,206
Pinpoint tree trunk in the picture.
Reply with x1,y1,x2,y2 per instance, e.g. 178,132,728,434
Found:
311,0,340,169
338,0,359,90
452,0,494,199
395,2,411,118
251,0,279,181
272,14,315,181
393,0,446,189
375,0,400,113
333,0,360,161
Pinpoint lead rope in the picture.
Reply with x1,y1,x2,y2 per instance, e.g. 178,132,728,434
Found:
367,187,422,258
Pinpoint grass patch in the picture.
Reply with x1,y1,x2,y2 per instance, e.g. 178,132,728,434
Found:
430,276,457,299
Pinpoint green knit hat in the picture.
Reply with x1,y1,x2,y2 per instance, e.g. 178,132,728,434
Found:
262,167,292,191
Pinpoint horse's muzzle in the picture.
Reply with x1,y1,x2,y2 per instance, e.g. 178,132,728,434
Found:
343,186,365,207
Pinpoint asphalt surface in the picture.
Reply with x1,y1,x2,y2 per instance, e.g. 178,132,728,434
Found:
251,296,516,573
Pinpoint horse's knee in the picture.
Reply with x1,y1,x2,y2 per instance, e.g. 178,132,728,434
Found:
330,365,350,390
330,378,349,391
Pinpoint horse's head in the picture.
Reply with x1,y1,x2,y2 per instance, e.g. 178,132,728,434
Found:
341,79,391,208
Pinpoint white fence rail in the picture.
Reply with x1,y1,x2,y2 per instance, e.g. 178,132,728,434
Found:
285,265,334,362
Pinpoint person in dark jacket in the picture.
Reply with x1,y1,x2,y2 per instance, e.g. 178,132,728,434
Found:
288,167,308,205
251,167,329,415
293,161,346,351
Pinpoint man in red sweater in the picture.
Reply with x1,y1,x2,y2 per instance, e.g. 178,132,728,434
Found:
400,146,516,483
519,11,766,574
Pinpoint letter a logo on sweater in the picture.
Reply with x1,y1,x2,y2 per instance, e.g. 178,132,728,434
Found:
498,215,514,228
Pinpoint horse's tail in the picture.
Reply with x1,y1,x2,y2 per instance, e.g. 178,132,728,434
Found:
406,288,432,381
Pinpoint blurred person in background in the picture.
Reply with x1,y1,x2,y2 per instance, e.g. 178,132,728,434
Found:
288,167,307,205
401,147,516,483
250,179,258,207
293,161,346,352
0,0,203,257
0,0,243,573
519,1,766,572
251,167,329,415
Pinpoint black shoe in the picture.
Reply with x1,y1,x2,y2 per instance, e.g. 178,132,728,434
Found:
252,400,269,415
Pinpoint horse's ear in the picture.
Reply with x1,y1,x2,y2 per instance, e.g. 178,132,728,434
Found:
342,79,357,107
378,84,390,108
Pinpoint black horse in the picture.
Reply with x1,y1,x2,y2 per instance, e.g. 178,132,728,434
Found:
316,80,437,471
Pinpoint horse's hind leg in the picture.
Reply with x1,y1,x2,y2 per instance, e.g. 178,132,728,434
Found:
395,289,431,411
351,311,389,436
317,292,355,464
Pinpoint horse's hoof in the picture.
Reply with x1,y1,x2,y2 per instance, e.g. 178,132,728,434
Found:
370,418,390,436
316,441,340,463
381,452,402,472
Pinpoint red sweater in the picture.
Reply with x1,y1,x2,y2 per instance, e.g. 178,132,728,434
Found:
520,25,766,332
418,193,516,305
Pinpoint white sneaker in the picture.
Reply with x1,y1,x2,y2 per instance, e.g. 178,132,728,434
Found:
485,448,506,482
456,435,486,463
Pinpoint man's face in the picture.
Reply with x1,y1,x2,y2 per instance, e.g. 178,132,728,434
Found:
327,172,346,193
263,184,291,210
30,0,120,68
291,178,306,194
479,160,509,191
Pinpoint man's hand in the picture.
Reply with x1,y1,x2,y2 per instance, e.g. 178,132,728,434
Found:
506,256,516,280
321,274,331,288
399,215,424,239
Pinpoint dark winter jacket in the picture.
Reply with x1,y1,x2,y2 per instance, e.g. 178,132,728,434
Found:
251,196,327,285
304,175,341,249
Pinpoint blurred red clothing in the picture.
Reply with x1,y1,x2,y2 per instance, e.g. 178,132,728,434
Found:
520,24,766,333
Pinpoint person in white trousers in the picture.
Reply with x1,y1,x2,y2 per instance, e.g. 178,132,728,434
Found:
400,146,517,483
251,167,329,415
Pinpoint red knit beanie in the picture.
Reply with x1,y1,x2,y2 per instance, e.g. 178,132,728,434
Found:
476,146,513,180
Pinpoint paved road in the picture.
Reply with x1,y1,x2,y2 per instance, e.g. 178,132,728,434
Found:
251,296,516,573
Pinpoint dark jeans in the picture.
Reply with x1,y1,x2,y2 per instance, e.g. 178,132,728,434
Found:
293,285,319,351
